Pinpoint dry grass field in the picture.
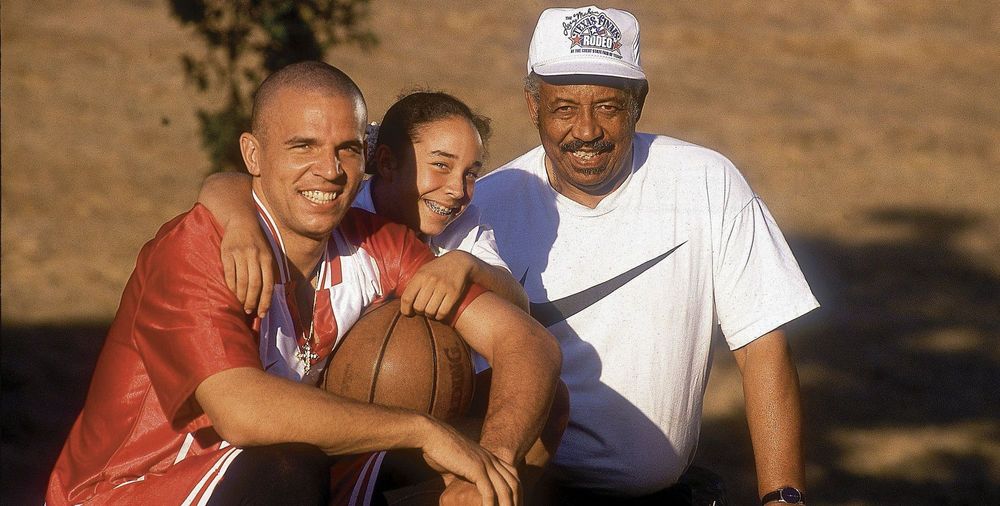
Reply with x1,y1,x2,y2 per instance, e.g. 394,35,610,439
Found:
3,1,998,504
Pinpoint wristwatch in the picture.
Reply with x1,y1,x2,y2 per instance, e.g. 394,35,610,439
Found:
761,486,805,504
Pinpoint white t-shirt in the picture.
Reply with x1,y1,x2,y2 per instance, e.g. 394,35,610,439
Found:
353,178,510,271
473,133,819,496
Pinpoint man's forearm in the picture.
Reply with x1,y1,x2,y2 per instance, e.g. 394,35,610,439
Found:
197,172,255,226
469,261,530,312
197,367,431,455
454,294,562,465
478,344,560,465
735,329,806,500
198,366,523,498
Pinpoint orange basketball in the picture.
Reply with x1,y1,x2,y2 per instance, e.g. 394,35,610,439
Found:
321,299,475,421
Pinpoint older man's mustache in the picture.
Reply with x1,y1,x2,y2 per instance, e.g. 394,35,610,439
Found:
560,139,614,153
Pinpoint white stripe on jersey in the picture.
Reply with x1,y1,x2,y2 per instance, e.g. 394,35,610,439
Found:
173,433,196,464
362,452,387,506
195,447,243,506
252,190,291,283
348,451,384,506
181,447,241,506
327,228,382,349
111,475,146,490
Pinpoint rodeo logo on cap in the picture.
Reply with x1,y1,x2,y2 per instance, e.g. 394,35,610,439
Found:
563,8,624,60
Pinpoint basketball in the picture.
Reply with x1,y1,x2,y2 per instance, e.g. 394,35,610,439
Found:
321,299,475,421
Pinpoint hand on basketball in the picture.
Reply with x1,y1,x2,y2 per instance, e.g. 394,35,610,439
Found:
401,251,474,321
220,218,275,318
421,421,521,506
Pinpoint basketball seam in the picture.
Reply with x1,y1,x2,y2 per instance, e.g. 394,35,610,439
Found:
424,316,438,415
369,309,400,404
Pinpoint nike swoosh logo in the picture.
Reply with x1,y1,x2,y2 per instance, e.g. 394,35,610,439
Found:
528,242,687,327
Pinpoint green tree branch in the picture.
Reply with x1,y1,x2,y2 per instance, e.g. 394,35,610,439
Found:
170,0,376,172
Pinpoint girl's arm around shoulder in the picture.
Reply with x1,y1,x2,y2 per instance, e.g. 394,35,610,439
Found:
197,172,275,317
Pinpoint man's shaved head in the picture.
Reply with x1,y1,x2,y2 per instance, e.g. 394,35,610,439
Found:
251,61,366,136
240,61,368,249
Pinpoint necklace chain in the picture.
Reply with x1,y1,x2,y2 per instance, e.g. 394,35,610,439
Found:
295,262,322,374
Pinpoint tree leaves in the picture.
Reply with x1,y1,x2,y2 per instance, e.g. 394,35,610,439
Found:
170,0,377,172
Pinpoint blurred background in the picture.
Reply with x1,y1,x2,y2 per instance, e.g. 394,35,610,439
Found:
2,1,998,504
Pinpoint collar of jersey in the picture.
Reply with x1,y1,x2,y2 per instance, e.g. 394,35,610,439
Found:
252,189,331,287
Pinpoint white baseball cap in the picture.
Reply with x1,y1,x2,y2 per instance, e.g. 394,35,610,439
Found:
527,6,645,80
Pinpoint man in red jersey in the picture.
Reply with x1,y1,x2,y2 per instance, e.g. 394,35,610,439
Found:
46,61,560,506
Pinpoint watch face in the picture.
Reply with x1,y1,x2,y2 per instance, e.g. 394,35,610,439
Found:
780,488,802,502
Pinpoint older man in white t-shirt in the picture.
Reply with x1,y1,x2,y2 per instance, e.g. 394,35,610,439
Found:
473,6,818,505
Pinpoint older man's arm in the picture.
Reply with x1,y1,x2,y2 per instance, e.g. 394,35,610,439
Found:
454,291,562,465
733,328,806,503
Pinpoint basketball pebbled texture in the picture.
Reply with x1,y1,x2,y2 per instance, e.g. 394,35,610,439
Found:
321,299,475,421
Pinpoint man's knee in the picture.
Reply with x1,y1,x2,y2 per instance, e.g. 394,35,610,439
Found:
208,443,330,505
254,442,329,482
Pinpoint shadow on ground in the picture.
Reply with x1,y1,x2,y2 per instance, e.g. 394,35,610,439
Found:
2,323,107,505
698,206,1000,505
3,207,998,505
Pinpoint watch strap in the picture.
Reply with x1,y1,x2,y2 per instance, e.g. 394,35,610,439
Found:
761,486,805,504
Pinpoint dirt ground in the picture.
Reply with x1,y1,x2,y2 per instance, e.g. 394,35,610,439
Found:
3,1,998,504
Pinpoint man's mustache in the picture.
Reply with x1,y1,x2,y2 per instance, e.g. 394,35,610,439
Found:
560,139,614,153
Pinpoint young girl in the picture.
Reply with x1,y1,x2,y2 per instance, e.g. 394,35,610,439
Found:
199,91,527,320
